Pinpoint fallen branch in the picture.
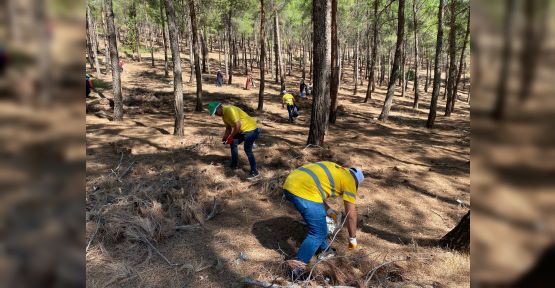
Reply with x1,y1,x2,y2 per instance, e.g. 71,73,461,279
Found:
364,256,410,286
205,197,218,221
141,237,179,267
303,144,323,150
175,224,201,231
120,161,136,178
243,277,290,288
86,218,101,252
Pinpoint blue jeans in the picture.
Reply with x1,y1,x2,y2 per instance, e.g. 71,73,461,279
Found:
283,189,329,264
286,105,294,123
230,128,261,173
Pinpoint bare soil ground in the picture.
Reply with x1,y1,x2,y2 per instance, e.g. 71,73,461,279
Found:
86,50,470,287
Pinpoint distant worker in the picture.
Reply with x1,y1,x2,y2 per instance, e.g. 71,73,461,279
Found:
208,102,261,179
86,74,94,97
215,69,224,87
245,74,254,90
281,90,298,123
118,60,124,73
282,161,364,279
299,79,307,97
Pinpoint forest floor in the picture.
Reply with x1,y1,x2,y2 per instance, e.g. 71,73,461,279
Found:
86,50,470,288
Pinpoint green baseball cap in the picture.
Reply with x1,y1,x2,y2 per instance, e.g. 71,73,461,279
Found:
207,101,221,116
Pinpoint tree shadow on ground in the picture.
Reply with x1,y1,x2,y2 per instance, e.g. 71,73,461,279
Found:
252,216,307,258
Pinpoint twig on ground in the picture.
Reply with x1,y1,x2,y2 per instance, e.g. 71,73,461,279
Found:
430,209,450,227
363,256,410,286
175,224,201,230
120,161,136,178
303,144,323,150
205,197,218,221
141,237,179,267
86,218,101,252
305,211,351,281
114,152,124,171
243,277,288,288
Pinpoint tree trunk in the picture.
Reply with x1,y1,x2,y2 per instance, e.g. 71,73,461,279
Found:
453,11,470,110
444,0,458,116
492,0,516,120
149,24,155,67
309,31,313,81
438,211,470,253
227,13,234,84
412,0,420,108
329,0,339,124
160,0,169,77
201,27,209,73
302,37,306,79
101,2,111,71
354,31,360,95
188,0,203,112
273,13,282,89
135,21,142,62
105,0,123,121
258,0,266,111
426,0,445,128
378,0,405,121
188,24,194,83
307,0,331,146
424,53,430,93
86,5,101,78
165,0,184,135
400,33,407,98
364,0,380,103
223,31,229,83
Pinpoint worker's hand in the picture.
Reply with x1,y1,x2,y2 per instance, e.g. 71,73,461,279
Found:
348,237,357,250
225,135,234,145
326,208,339,221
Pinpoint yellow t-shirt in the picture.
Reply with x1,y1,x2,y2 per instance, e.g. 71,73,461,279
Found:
283,161,358,203
222,105,257,133
282,93,295,106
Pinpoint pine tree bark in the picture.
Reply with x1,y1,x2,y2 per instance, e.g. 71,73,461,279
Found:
354,32,360,95
307,0,331,145
101,2,111,71
378,0,405,121
227,12,234,84
105,0,123,121
438,211,470,253
444,0,458,116
188,0,203,112
165,0,184,135
412,0,420,108
492,0,516,120
364,0,380,103
86,5,101,78
149,24,155,67
273,12,285,91
329,0,339,124
257,0,266,111
424,52,430,92
201,27,209,73
453,11,470,111
426,0,445,128
160,0,169,77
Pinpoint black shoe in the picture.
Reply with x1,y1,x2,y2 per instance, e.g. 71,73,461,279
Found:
246,171,260,180
287,267,307,281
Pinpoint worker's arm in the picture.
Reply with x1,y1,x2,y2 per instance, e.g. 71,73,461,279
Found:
344,201,357,238
222,125,231,140
323,200,331,211
229,120,242,138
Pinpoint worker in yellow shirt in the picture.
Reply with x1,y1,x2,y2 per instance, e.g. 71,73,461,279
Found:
282,161,364,279
281,90,297,123
208,102,261,179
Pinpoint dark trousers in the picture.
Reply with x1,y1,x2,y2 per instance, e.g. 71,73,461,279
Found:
287,104,295,123
230,128,261,173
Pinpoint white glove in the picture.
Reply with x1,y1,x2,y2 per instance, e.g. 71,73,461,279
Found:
349,237,357,250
